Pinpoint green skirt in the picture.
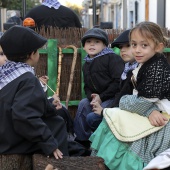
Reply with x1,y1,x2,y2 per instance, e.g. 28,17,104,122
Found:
90,119,170,170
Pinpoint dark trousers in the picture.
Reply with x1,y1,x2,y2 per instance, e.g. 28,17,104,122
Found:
74,98,114,141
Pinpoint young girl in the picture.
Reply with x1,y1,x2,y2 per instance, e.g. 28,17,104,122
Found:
90,21,170,170
87,29,138,131
73,28,124,147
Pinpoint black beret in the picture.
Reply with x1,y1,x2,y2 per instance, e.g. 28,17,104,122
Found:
81,28,108,47
111,29,131,48
0,25,47,57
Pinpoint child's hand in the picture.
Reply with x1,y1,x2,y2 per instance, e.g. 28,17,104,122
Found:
149,110,168,127
55,102,62,110
52,94,60,103
52,94,62,110
39,75,49,85
91,101,103,115
91,94,102,104
53,148,63,159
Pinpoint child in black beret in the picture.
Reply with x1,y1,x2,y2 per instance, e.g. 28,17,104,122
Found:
90,29,138,116
74,28,124,147
0,25,69,159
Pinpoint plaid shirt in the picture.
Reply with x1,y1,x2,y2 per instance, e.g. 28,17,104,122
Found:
84,47,114,62
0,61,34,90
42,0,61,9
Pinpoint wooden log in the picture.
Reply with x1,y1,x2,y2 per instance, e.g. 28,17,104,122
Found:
33,154,106,170
0,154,32,170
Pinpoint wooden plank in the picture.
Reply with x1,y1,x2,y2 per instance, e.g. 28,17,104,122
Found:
33,154,106,170
145,0,149,20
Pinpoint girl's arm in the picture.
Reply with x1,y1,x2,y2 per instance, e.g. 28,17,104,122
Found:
119,95,168,126
149,110,168,126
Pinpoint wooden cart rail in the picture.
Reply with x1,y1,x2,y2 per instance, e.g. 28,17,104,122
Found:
38,39,170,107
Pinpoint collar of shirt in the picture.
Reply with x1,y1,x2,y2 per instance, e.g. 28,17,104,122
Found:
42,0,61,9
84,47,114,62
0,61,34,90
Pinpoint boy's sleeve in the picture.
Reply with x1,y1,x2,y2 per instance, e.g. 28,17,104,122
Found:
119,95,161,117
84,83,92,100
82,64,92,100
12,77,58,156
99,54,124,101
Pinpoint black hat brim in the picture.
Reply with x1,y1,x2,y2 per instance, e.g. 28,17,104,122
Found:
111,29,131,48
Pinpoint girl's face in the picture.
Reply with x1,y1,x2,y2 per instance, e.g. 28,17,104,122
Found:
130,30,162,64
0,46,7,66
119,44,135,63
83,38,106,58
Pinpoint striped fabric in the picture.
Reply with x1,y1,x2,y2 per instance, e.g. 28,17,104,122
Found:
84,47,114,62
42,0,61,9
0,61,34,90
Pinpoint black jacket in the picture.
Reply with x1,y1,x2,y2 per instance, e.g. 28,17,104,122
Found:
0,72,68,156
108,70,134,107
83,53,124,102
25,5,82,29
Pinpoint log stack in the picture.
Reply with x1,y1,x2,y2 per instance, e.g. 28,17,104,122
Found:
0,154,32,170
33,154,106,170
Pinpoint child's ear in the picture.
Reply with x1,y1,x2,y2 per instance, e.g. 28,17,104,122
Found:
29,51,35,59
155,43,164,53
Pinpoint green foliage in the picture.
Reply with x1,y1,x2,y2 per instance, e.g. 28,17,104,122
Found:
0,0,40,15
65,2,83,19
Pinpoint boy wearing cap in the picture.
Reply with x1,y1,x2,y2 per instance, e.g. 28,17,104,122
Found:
74,28,124,147
89,29,138,129
0,25,68,159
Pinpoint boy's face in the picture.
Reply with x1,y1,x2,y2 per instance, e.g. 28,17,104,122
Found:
119,44,135,63
0,46,7,66
83,38,106,58
27,50,40,67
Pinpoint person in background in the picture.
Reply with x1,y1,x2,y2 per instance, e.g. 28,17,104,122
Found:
0,25,69,159
38,75,74,135
73,28,124,148
87,29,138,131
4,11,22,31
39,75,49,92
24,0,82,29
7,16,22,26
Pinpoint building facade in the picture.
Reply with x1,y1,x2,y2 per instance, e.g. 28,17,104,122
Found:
82,0,170,29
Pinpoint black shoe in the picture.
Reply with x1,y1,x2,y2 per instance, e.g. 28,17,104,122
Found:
74,138,91,149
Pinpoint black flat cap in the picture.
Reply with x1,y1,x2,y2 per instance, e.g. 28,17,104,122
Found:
0,25,47,57
81,28,108,47
111,29,131,48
